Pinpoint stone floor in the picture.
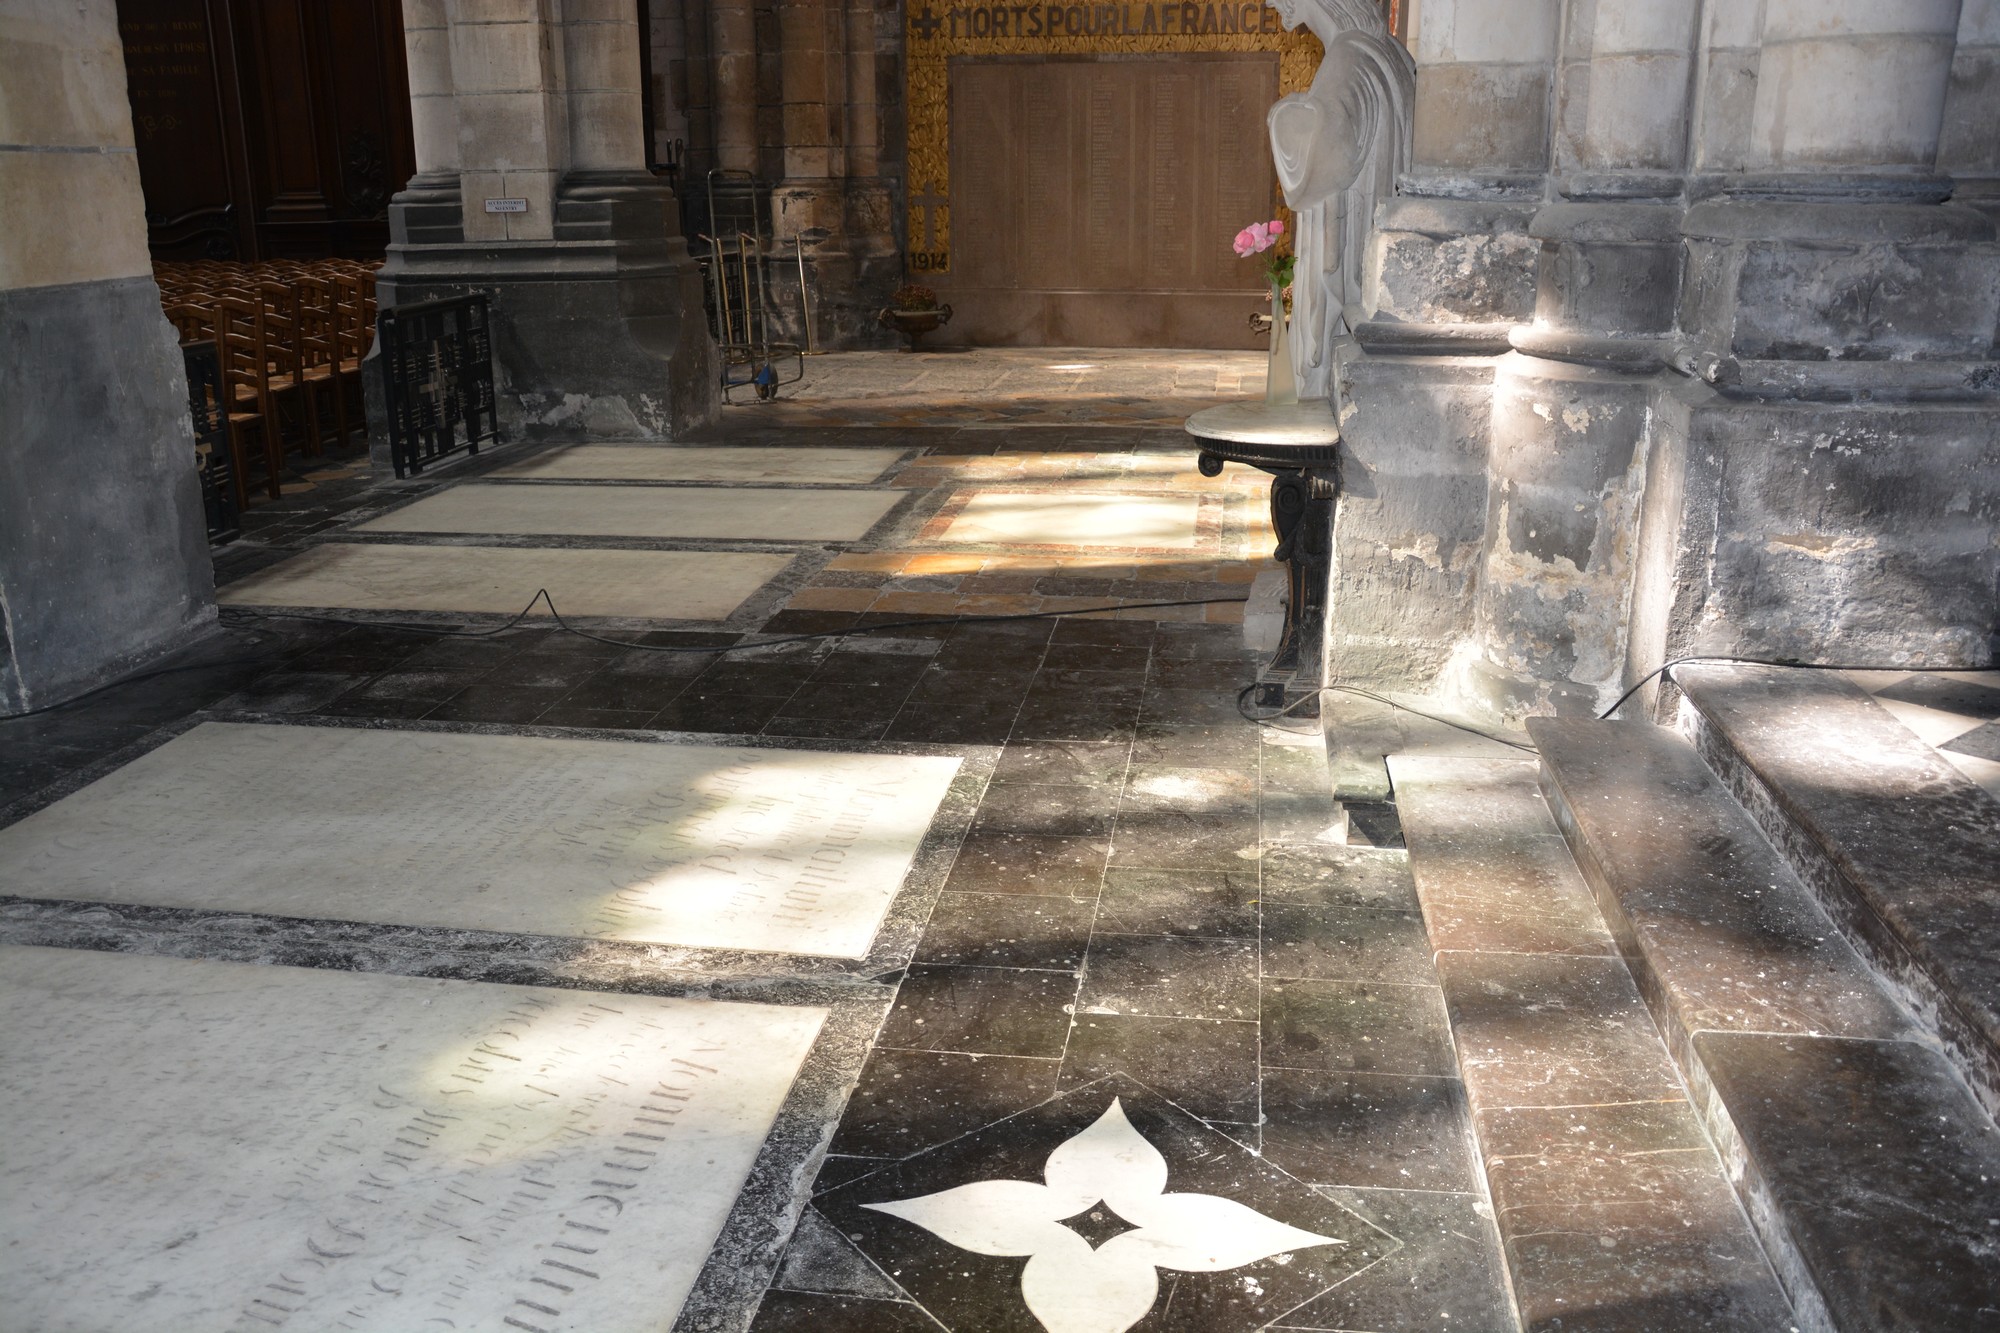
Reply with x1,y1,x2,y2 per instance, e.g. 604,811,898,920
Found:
0,350,1517,1333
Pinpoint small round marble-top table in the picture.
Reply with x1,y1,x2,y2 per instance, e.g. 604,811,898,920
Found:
1184,399,1341,713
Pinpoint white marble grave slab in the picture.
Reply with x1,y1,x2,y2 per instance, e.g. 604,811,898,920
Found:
219,544,793,620
0,945,824,1332
940,491,1202,549
488,444,906,485
0,723,962,958
358,484,902,542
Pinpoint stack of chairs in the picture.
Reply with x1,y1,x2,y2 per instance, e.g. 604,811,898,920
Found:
155,258,381,509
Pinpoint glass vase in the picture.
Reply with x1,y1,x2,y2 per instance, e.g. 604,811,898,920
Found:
1265,280,1298,407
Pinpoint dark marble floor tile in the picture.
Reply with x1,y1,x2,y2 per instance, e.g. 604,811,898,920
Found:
529,704,657,731
1263,980,1457,1078
1498,1197,1791,1332
774,1210,905,1301
1151,622,1260,661
1139,686,1251,727
885,705,1019,745
759,609,860,635
904,668,1034,706
215,671,362,714
941,831,1108,897
318,694,435,720
1129,721,1260,769
1260,846,1420,910
749,1292,938,1332
1435,951,1682,1112
1260,1068,1477,1193
1059,1015,1259,1121
1095,868,1259,938
598,647,721,680
828,1047,1062,1160
492,656,604,692
772,682,909,725
1276,1187,1514,1333
650,692,789,734
1107,805,1260,871
1262,906,1436,985
1039,642,1150,674
763,715,889,741
1121,762,1258,809
810,652,935,689
877,964,1076,1058
1477,1099,1719,1217
1945,718,2000,761
916,893,1095,969
816,1078,1389,1331
684,659,822,697
1031,669,1147,699
1048,618,1156,648
551,670,695,714
1008,696,1141,744
1696,1031,2000,1330
989,740,1130,789
967,781,1118,838
424,684,568,724
1077,933,1257,1020
351,669,468,703
1874,671,2000,720
1148,656,1259,691
397,635,523,671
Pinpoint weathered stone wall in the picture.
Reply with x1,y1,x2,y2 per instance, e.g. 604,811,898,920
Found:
1327,0,2000,722
0,0,215,713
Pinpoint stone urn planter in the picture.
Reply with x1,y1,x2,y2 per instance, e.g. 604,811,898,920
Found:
878,284,954,351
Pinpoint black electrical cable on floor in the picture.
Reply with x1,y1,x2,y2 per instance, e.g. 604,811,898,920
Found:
3,589,1252,724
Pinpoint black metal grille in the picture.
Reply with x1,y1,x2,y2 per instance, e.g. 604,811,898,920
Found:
378,294,499,479
183,339,239,545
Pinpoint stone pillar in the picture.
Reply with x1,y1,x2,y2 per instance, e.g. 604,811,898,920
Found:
1746,0,1962,186
0,0,214,712
376,0,718,445
1942,0,2000,221
710,0,757,172
452,0,568,242
389,0,464,245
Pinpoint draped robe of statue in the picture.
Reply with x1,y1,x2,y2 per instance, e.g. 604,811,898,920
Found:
1266,0,1413,405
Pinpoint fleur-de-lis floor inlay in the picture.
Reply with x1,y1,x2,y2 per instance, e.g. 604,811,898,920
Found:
862,1099,1343,1333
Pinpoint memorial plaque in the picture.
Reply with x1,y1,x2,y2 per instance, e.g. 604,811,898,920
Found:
359,484,903,543
940,491,1202,548
487,445,907,485
219,544,793,621
0,724,963,958
0,946,825,1331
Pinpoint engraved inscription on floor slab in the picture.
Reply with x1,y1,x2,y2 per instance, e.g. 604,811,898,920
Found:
0,946,825,1332
358,484,904,543
940,492,1202,548
0,723,963,958
220,544,794,621
488,444,907,485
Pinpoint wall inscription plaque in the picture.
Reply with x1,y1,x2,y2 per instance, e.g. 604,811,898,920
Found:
0,946,826,1331
0,723,963,958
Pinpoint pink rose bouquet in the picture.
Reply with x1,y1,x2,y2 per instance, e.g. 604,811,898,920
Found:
1233,218,1295,290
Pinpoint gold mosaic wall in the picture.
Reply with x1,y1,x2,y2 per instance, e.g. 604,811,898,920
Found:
904,3,1322,273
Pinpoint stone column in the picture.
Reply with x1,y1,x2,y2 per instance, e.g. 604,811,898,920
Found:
1941,0,2000,221
0,0,214,711
1747,0,1963,186
375,0,718,444
451,0,568,242
391,0,465,244
709,0,757,172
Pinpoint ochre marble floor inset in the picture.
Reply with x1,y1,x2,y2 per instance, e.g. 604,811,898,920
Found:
219,543,794,621
935,492,1203,549
358,483,903,543
487,444,907,485
0,945,824,1332
0,723,961,958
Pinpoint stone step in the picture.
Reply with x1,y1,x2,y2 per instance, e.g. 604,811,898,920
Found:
1673,663,2000,1117
1389,754,1795,1332
1531,717,2000,1331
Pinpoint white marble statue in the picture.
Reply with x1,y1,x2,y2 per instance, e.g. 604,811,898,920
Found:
1266,0,1413,403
